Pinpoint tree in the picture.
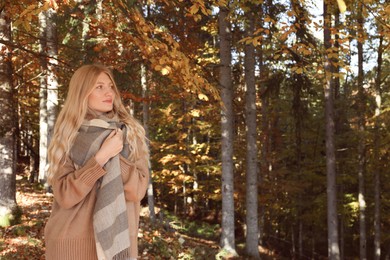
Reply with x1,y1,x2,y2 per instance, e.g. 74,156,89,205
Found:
323,0,340,258
356,1,367,258
141,64,156,223
257,2,266,248
218,4,237,256
38,6,48,184
76,0,102,63
373,30,384,260
38,5,59,185
45,6,59,161
0,4,18,227
243,5,260,259
290,0,313,256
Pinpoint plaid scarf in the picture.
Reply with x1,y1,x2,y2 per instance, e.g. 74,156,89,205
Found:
70,115,130,260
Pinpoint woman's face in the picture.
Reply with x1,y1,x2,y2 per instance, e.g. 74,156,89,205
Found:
87,72,116,115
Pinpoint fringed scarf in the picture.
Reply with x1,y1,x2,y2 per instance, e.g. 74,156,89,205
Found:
70,115,130,260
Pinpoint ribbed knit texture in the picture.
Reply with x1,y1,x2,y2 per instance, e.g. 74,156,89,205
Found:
46,238,97,260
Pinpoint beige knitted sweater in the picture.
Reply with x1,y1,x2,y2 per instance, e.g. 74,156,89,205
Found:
44,153,149,260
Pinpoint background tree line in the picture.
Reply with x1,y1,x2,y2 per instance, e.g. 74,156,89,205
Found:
0,0,389,258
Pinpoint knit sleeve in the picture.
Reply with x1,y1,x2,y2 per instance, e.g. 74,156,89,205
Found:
120,154,149,202
51,155,106,209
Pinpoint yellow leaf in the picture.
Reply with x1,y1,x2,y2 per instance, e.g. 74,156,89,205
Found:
23,20,31,31
190,109,201,117
238,36,250,44
161,67,170,75
386,5,390,15
264,17,272,23
18,4,36,19
198,93,209,101
146,46,154,54
159,57,166,65
336,0,347,13
189,4,199,15
194,14,201,22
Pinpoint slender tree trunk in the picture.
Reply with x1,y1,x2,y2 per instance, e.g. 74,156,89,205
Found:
258,7,266,245
323,1,340,259
46,6,58,155
38,7,58,186
244,8,260,259
373,33,383,260
96,0,103,31
259,90,267,246
340,196,345,260
38,8,48,184
291,1,305,256
334,10,345,260
0,6,17,227
95,0,104,58
141,65,156,223
293,77,303,258
218,5,237,256
141,6,156,223
79,0,92,62
357,1,367,259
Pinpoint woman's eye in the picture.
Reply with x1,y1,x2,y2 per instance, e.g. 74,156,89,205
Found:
96,85,103,89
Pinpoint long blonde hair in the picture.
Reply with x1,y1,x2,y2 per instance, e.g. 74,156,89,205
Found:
47,64,148,185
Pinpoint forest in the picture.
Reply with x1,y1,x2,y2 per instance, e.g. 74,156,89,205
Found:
0,0,389,259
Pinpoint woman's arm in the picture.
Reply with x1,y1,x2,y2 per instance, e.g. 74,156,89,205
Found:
51,156,106,209
120,154,149,202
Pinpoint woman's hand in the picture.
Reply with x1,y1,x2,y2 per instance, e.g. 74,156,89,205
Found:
95,128,123,167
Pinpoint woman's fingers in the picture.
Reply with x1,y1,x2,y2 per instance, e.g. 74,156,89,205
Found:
108,129,116,138
114,128,123,141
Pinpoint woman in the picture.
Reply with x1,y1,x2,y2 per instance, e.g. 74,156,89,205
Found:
44,64,149,260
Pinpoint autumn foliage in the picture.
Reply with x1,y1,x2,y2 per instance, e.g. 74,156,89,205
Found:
0,0,389,259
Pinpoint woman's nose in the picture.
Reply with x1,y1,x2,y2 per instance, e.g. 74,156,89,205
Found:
105,88,114,96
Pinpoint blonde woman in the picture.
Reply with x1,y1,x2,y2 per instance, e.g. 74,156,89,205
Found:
44,64,149,260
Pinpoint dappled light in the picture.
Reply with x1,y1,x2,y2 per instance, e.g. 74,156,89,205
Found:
0,0,389,259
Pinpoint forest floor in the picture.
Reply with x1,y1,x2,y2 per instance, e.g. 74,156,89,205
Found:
0,174,277,260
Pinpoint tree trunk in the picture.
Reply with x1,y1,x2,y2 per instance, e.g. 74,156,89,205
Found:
334,10,344,259
291,1,305,256
218,5,237,256
323,0,340,259
38,7,48,184
244,8,260,259
141,65,156,223
293,76,303,258
38,6,58,186
357,1,367,258
258,4,266,246
46,6,58,152
141,6,156,223
373,33,383,260
80,0,103,62
79,0,92,62
0,6,18,227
